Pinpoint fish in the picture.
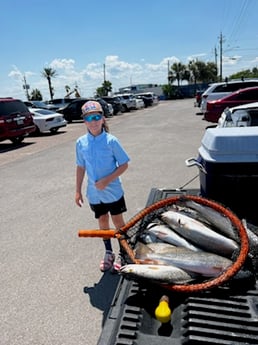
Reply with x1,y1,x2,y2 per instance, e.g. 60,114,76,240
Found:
161,210,239,257
181,199,237,241
146,222,201,252
142,242,177,254
242,219,258,252
135,242,233,277
119,264,196,284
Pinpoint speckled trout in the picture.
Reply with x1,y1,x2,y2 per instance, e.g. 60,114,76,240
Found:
120,264,196,284
161,210,239,257
135,243,233,277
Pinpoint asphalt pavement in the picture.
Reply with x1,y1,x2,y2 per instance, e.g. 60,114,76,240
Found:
0,99,207,345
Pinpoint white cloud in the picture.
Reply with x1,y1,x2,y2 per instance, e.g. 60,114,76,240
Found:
6,54,258,100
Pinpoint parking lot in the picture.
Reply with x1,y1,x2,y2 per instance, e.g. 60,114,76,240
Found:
1,99,207,345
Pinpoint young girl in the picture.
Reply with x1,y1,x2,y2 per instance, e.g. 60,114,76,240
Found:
75,100,130,272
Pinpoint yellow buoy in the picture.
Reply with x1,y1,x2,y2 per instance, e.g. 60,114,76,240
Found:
155,295,172,323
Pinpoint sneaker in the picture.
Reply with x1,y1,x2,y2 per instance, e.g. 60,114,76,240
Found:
112,253,123,273
100,250,115,272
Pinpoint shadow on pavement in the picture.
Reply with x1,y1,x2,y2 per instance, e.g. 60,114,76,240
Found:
84,271,120,324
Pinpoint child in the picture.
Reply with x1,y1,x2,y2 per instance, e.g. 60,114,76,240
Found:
75,100,130,272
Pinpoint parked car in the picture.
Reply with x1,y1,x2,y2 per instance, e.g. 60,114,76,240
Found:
95,97,113,118
0,97,36,144
217,102,258,128
136,92,159,107
115,93,136,112
46,98,76,111
24,100,52,110
57,97,112,123
135,95,145,109
28,107,67,134
101,96,122,115
204,86,258,123
194,90,205,107
200,79,258,113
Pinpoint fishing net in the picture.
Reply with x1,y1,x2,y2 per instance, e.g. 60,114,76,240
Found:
78,195,249,292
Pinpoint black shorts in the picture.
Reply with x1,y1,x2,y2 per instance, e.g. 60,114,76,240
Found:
90,196,127,219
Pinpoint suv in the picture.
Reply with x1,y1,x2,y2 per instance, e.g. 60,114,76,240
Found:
200,79,258,113
57,98,112,122
0,98,36,144
116,93,136,112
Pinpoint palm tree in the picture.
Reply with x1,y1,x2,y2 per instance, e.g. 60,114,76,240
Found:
171,62,187,87
41,67,57,100
30,88,43,100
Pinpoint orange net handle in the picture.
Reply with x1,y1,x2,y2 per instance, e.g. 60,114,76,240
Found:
78,229,116,238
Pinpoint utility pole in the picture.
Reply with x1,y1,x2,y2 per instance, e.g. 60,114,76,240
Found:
167,60,170,84
214,46,218,67
219,32,224,82
23,75,30,100
103,63,106,83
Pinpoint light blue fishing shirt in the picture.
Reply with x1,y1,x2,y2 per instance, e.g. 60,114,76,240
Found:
76,130,130,204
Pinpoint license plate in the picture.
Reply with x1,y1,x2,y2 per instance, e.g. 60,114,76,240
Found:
17,119,24,125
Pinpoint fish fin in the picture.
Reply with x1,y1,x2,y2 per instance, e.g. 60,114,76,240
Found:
135,242,153,259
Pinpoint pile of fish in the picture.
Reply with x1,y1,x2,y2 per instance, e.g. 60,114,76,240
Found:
120,199,258,285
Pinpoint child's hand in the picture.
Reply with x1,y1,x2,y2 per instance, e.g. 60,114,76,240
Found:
75,192,84,207
95,177,109,190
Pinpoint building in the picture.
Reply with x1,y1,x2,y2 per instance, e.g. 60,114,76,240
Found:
118,84,163,97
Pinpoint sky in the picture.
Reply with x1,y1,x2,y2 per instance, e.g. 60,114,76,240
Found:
1,0,258,101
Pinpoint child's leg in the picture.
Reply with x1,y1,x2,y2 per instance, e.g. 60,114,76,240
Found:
98,213,115,272
111,213,126,271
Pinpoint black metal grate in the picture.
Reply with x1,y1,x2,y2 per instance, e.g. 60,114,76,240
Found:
181,284,258,344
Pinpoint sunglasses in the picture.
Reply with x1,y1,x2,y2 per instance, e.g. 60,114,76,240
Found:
83,114,103,122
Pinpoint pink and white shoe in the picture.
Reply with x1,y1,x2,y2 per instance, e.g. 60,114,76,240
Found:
99,251,115,272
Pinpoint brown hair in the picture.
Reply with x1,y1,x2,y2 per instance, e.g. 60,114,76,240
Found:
102,117,109,132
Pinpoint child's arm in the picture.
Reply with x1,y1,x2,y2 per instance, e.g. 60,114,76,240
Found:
75,165,85,207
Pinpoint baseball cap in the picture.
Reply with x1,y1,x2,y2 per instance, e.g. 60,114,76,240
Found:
81,100,103,115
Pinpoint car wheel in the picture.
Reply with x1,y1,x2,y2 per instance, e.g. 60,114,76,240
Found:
121,105,128,112
10,136,24,144
50,128,59,134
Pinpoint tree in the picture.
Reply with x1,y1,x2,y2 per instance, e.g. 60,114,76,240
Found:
96,80,112,97
188,60,218,84
30,89,43,100
229,67,258,80
41,67,57,100
171,62,187,86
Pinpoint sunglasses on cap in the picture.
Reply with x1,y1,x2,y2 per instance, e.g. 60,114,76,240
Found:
83,114,103,122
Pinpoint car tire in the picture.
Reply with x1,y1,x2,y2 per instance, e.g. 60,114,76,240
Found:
10,136,24,144
122,104,129,112
50,128,59,134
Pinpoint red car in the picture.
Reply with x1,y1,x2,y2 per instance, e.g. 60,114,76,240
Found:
204,86,258,123
0,98,36,144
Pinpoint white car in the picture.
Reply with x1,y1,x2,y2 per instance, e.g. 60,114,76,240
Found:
200,79,258,113
135,96,145,109
217,102,258,128
28,107,67,134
